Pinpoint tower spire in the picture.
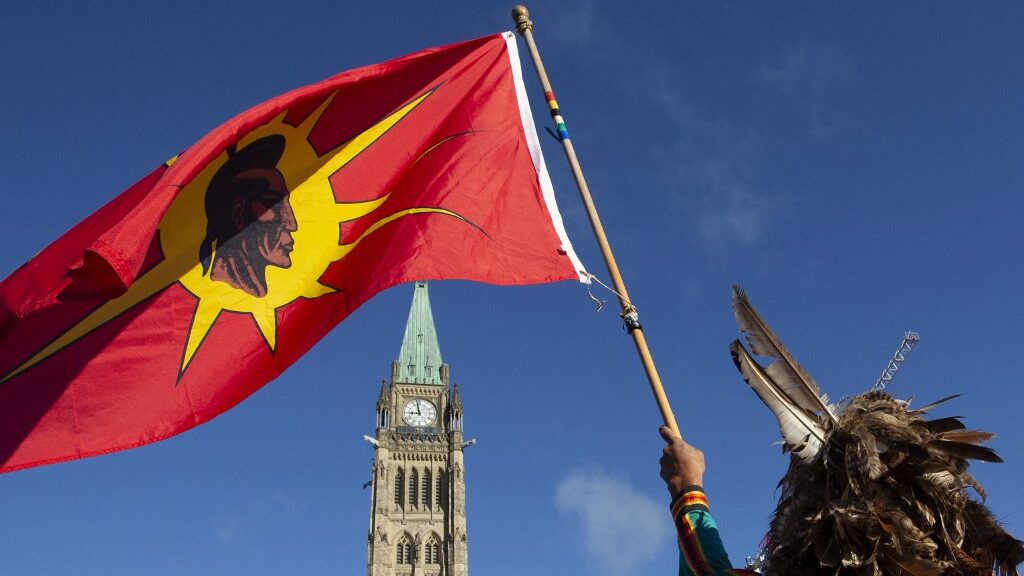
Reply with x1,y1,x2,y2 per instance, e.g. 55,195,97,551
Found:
368,281,468,576
395,281,444,385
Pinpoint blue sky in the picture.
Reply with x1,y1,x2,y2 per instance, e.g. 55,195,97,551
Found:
2,2,1022,575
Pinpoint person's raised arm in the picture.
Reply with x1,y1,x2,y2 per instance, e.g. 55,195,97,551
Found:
659,426,754,576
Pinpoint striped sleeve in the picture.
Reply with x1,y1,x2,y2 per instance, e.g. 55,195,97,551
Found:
671,486,759,576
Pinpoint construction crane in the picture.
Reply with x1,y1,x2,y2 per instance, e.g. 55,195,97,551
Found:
872,331,921,391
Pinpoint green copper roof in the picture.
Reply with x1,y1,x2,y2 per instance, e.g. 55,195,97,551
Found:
396,282,444,385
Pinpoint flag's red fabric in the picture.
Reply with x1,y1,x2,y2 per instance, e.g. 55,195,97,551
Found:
0,33,582,473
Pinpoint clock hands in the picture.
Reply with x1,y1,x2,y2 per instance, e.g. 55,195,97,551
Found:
403,400,434,426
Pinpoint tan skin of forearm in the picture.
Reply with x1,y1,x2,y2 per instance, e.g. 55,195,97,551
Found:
659,425,705,499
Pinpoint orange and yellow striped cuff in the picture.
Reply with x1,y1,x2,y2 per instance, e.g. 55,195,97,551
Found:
671,486,710,518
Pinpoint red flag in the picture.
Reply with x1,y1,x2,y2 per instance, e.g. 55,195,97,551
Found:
0,33,584,473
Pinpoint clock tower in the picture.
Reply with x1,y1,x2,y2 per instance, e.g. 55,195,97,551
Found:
366,282,469,576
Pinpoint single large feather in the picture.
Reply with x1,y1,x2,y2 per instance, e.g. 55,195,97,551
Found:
938,430,995,445
730,340,827,461
732,286,837,422
927,439,1003,463
924,416,967,434
911,394,962,414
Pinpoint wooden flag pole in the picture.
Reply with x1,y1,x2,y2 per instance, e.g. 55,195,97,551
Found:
512,5,681,437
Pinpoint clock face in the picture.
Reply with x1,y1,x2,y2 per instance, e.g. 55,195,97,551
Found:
402,399,436,427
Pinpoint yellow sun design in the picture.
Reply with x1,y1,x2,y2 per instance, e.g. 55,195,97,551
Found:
2,86,471,383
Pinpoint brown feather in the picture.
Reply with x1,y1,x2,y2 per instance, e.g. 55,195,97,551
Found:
965,473,988,502
928,440,1003,464
911,394,962,414
730,340,827,461
881,553,944,576
732,286,836,422
938,430,996,445
951,545,992,576
924,416,968,434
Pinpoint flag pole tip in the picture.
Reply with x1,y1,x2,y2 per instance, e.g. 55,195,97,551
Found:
512,5,533,33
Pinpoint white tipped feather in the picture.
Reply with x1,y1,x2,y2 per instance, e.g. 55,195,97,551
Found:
730,340,826,461
732,286,837,423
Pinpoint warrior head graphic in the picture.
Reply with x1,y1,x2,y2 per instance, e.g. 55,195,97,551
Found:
199,135,297,297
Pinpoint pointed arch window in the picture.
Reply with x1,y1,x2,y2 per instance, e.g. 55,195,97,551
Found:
409,469,419,508
394,467,404,508
396,533,413,564
424,535,441,564
436,469,446,511
422,469,431,508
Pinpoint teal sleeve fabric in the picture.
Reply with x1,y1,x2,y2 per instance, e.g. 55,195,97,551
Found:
670,487,758,576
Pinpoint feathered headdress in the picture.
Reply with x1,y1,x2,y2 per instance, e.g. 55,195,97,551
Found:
730,286,1023,576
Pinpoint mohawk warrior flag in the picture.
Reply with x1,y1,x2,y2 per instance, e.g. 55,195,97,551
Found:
0,33,584,473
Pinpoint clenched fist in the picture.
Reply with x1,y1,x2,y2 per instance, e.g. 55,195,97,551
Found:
659,425,705,499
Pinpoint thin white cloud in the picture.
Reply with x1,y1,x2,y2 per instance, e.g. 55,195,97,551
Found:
555,467,669,576
210,491,304,548
570,35,790,254
651,111,783,252
757,43,859,138
624,61,783,252
553,1,602,47
213,516,245,545
758,43,858,95
698,183,780,249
